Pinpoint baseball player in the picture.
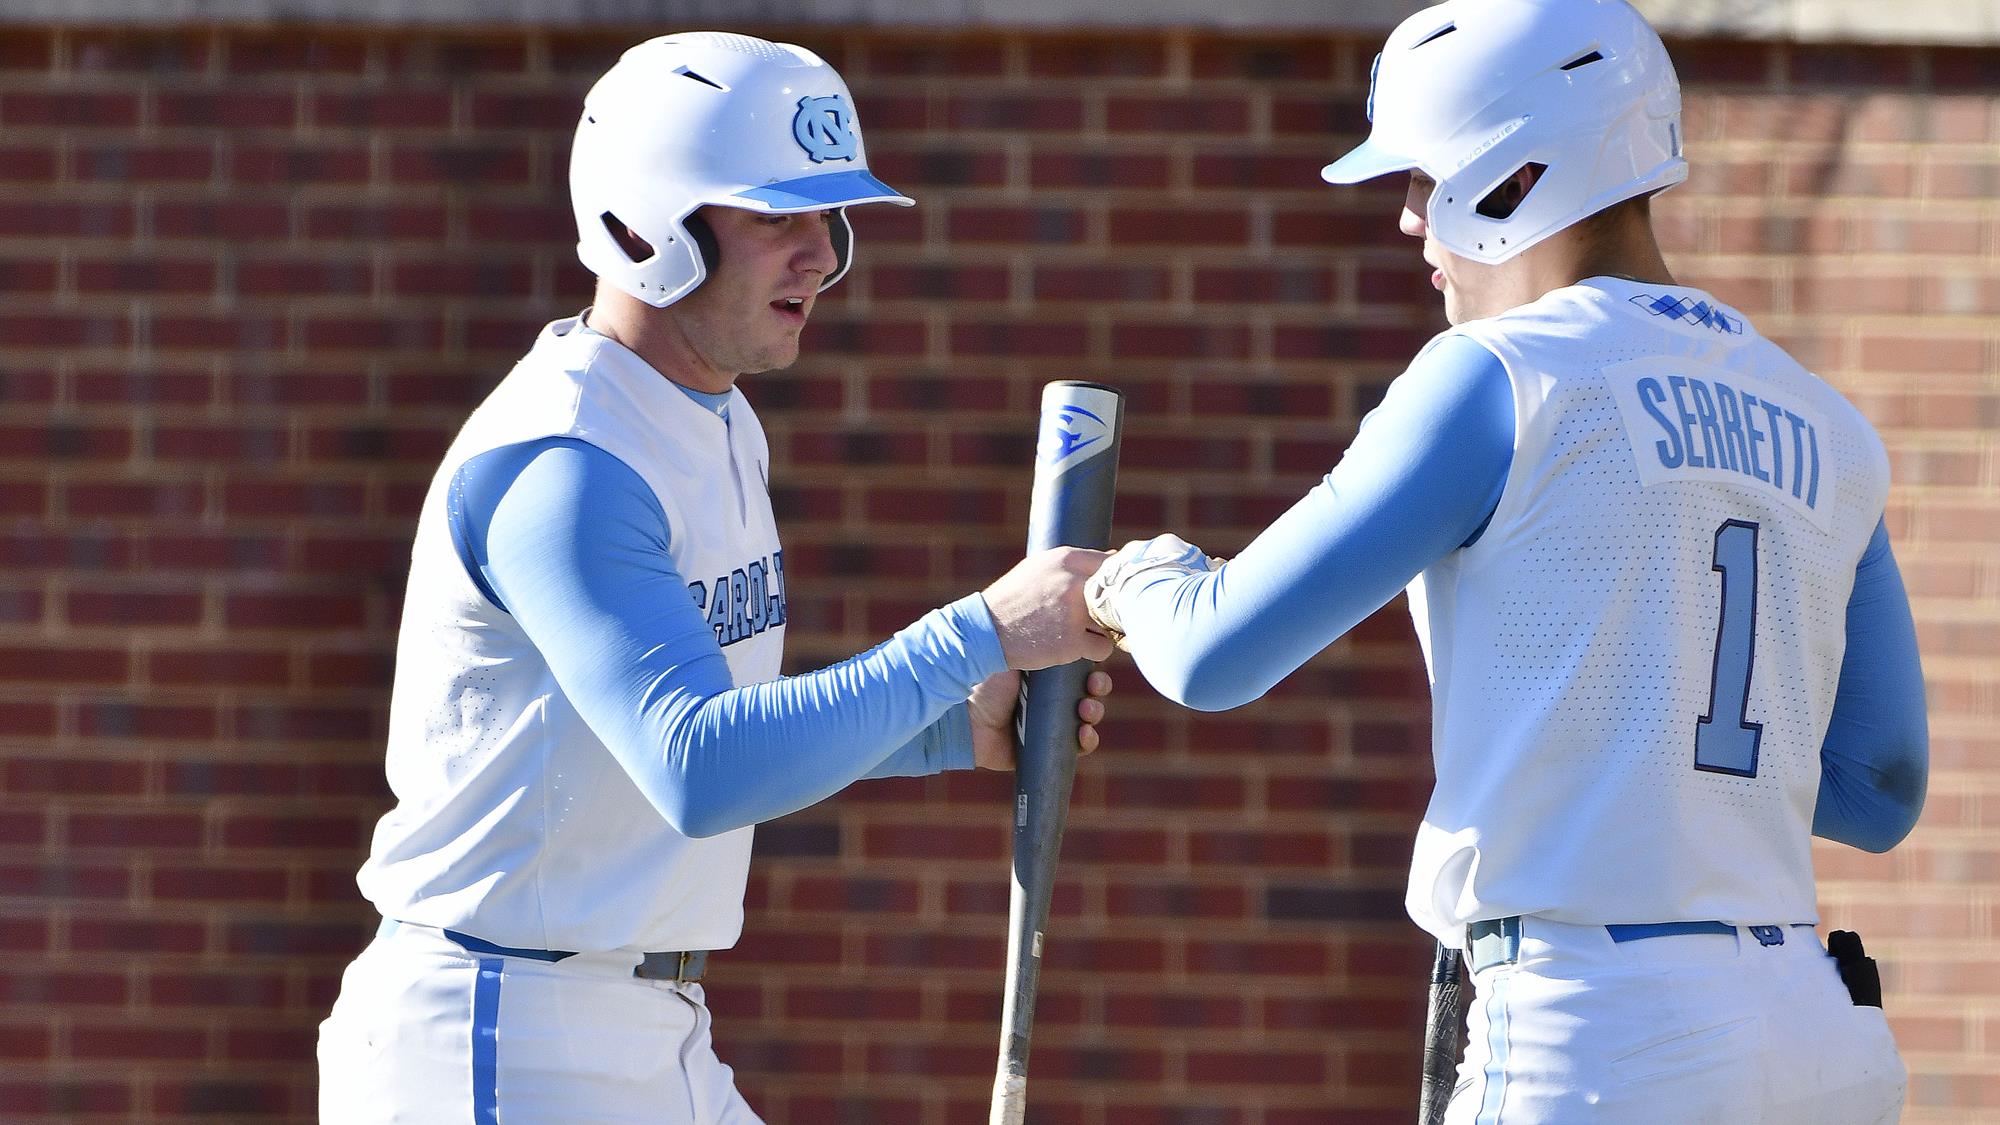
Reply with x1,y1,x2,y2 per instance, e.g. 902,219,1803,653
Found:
315,33,1115,1124
1086,2,1927,1121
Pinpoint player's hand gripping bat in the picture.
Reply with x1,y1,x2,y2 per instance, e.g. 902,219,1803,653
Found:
990,382,1124,1125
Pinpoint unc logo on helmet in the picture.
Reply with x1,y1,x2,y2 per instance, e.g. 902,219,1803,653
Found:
792,95,859,163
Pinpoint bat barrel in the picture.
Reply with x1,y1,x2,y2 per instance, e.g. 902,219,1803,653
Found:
991,381,1123,1125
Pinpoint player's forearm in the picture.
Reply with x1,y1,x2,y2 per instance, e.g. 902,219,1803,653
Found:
644,596,1003,836
1812,520,1928,852
1114,333,1514,711
476,438,1003,838
1116,489,1437,711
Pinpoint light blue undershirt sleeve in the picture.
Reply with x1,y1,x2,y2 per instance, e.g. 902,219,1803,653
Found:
1812,518,1928,852
1116,333,1515,711
450,436,1003,839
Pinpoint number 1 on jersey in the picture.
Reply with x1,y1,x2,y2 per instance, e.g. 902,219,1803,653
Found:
1696,520,1763,777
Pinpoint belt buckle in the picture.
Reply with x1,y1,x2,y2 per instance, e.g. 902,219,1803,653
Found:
636,950,707,983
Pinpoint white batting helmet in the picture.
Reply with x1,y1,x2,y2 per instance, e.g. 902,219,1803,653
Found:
570,32,913,308
1322,0,1686,264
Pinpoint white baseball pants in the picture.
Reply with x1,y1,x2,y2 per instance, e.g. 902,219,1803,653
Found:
317,922,761,1124
1445,917,1906,1125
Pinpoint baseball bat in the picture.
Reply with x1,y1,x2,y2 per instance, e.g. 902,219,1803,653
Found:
990,381,1124,1125
1418,939,1465,1125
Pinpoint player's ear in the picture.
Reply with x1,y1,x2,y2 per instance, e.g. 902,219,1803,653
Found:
1476,163,1547,221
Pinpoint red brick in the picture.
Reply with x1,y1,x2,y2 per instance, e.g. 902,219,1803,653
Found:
137,534,286,571
0,200,131,238
861,486,1007,525
1111,207,1249,246
0,645,127,685
1201,37,1339,78
75,702,217,741
299,535,412,574
467,90,580,131
0,1025,50,1060
384,36,529,76
946,205,1087,245
1271,95,1369,137
222,813,362,850
233,703,378,742
865,372,1005,412
230,143,370,185
1027,40,1165,78
388,141,532,186
390,258,533,299
949,320,1087,358
1787,45,1915,88
863,931,999,971
302,202,447,241
0,312,128,348
1107,94,1252,134
63,481,205,519
225,592,367,631
865,37,1005,77
74,255,217,295
67,588,202,628
152,199,288,240
0,863,130,899
72,1023,204,1060
0,32,53,71
785,317,919,358
865,145,1008,189
1193,266,1333,304
230,370,369,407
0,254,54,288
1187,1049,1326,1086
223,32,371,74
868,262,1009,302
311,90,452,129
154,90,295,129
148,649,290,687
946,94,1084,131
75,368,212,406
1195,151,1328,191
862,822,1004,861
1034,264,1171,302
0,422,130,459
787,429,926,467
0,91,139,128
1110,322,1253,361
0,145,57,183
1030,150,1172,189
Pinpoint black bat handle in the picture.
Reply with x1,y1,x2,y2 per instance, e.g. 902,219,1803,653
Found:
1419,940,1465,1125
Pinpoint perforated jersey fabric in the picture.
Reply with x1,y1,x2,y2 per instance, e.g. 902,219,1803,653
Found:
1408,277,1890,943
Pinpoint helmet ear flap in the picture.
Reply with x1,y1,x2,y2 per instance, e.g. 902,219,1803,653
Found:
821,208,854,291
682,209,720,279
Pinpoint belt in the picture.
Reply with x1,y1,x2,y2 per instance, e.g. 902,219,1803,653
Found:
1466,917,1812,974
382,920,711,983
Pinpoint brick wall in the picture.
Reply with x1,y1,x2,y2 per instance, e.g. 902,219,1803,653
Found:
0,24,1992,1123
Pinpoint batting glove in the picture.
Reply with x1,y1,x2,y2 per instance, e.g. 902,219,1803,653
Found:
1085,533,1225,650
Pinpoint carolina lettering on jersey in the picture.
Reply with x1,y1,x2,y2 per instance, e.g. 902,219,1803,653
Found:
1605,358,1834,532
688,550,787,647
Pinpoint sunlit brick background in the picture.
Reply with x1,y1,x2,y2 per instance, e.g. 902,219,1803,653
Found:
0,24,1993,1123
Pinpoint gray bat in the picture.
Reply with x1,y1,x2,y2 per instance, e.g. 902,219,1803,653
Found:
990,381,1124,1125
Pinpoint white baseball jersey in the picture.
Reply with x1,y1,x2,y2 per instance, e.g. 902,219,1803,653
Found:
357,314,784,954
1407,277,1890,945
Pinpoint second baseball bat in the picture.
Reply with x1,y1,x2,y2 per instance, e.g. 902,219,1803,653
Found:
990,381,1124,1125
1418,939,1465,1125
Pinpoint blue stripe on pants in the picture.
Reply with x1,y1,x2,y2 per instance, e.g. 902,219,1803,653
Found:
472,958,503,1125
1476,974,1510,1124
